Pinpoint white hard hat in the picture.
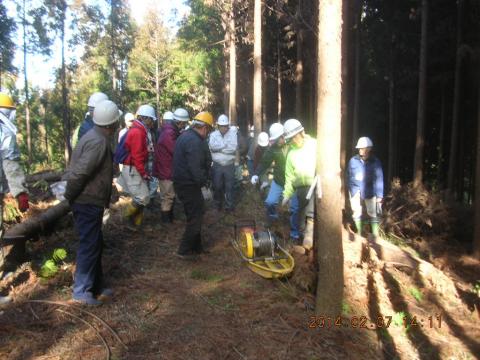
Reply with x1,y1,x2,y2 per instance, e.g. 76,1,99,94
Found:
257,132,269,147
88,92,108,108
124,112,135,123
93,100,122,126
217,114,229,126
173,108,189,122
136,104,157,121
355,137,373,148
269,122,284,141
283,118,304,140
163,111,174,121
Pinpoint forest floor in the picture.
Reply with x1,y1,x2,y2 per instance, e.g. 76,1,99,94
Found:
0,185,479,359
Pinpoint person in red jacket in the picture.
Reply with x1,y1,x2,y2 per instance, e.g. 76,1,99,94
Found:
118,104,157,226
153,108,189,223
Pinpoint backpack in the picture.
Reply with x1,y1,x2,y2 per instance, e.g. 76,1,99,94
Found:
114,130,129,164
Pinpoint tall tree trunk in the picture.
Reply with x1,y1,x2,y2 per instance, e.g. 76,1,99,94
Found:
315,0,344,316
154,32,160,113
253,0,262,138
447,0,464,197
228,5,237,125
473,67,480,258
277,38,282,122
22,0,32,166
222,11,229,115
60,6,71,165
413,0,428,187
387,9,396,185
109,1,117,102
352,0,362,144
295,27,304,119
437,80,447,188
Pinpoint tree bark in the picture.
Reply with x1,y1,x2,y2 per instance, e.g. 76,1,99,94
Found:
22,0,32,166
295,26,304,120
315,0,344,317
387,8,396,186
413,0,428,187
26,170,63,183
447,0,464,197
352,0,361,144
473,67,480,258
228,4,237,125
0,201,71,268
277,37,282,122
437,80,447,188
253,0,262,138
222,11,229,115
60,3,71,165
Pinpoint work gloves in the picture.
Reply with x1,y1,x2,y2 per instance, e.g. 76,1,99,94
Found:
250,175,259,185
17,193,29,212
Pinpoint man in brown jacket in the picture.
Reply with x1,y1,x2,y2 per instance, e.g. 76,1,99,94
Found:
64,99,121,305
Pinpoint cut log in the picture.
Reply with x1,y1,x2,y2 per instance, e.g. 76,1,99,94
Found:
26,171,63,183
0,200,71,269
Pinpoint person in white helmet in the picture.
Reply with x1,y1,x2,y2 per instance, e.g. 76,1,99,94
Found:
347,137,384,236
117,104,157,226
64,99,122,305
252,123,300,232
208,114,239,212
153,108,189,223
72,92,109,148
118,112,135,142
281,119,317,248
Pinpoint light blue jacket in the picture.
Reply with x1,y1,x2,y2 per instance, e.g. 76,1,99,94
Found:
347,154,383,199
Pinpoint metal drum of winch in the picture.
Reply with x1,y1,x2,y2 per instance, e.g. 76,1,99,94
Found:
239,230,278,259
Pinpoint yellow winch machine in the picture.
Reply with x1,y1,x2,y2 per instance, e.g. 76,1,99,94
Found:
232,220,294,279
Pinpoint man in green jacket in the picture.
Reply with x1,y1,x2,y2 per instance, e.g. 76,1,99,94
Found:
251,123,300,240
281,119,317,249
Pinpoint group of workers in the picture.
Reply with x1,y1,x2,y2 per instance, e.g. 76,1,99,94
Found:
0,90,384,306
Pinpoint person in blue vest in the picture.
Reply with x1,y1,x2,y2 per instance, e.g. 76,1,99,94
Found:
347,137,384,237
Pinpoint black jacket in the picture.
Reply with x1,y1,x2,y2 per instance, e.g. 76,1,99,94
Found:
173,128,211,187
64,126,113,208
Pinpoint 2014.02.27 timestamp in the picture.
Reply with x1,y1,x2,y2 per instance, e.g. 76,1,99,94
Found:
308,314,442,329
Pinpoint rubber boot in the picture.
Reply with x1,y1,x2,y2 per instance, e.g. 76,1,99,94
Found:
354,219,363,235
161,211,171,224
133,208,144,226
125,202,140,218
302,218,314,250
371,221,380,237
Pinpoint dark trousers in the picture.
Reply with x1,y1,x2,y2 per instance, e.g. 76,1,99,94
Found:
174,183,205,254
212,162,235,210
72,203,105,297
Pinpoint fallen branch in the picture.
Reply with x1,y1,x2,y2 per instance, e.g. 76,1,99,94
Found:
56,308,110,360
5,200,71,241
26,171,63,184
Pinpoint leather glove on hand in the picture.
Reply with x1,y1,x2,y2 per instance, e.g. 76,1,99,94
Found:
251,175,259,185
17,193,29,212
281,197,289,207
